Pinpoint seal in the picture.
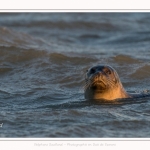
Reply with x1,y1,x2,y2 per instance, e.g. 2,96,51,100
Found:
84,65,133,100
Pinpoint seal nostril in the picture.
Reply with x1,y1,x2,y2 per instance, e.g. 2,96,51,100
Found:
96,71,102,76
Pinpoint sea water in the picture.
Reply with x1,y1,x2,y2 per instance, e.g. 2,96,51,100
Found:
0,13,150,137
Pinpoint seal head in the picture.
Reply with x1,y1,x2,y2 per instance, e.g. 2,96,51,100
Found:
84,65,130,100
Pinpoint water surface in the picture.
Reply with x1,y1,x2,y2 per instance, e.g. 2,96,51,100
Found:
0,13,150,137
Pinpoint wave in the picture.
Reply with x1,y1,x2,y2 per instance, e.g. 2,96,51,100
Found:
0,27,48,50
2,20,119,31
111,54,142,64
49,52,97,65
130,64,150,79
0,44,97,66
0,46,48,63
0,67,12,75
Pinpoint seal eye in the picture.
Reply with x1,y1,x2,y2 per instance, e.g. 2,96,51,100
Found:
105,69,111,75
90,68,96,74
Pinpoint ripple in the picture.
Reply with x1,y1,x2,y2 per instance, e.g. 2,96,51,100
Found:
111,54,142,64
130,64,150,79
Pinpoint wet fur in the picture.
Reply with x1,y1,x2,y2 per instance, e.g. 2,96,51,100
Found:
84,65,130,100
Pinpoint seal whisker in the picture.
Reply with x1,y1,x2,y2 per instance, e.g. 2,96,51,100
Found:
84,80,90,89
106,78,116,88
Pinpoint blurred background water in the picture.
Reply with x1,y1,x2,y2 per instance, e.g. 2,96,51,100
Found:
0,13,150,137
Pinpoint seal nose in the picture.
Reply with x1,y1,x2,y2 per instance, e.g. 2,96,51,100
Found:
96,71,102,75
95,71,103,80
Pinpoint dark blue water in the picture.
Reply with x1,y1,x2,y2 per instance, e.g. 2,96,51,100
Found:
0,13,150,137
